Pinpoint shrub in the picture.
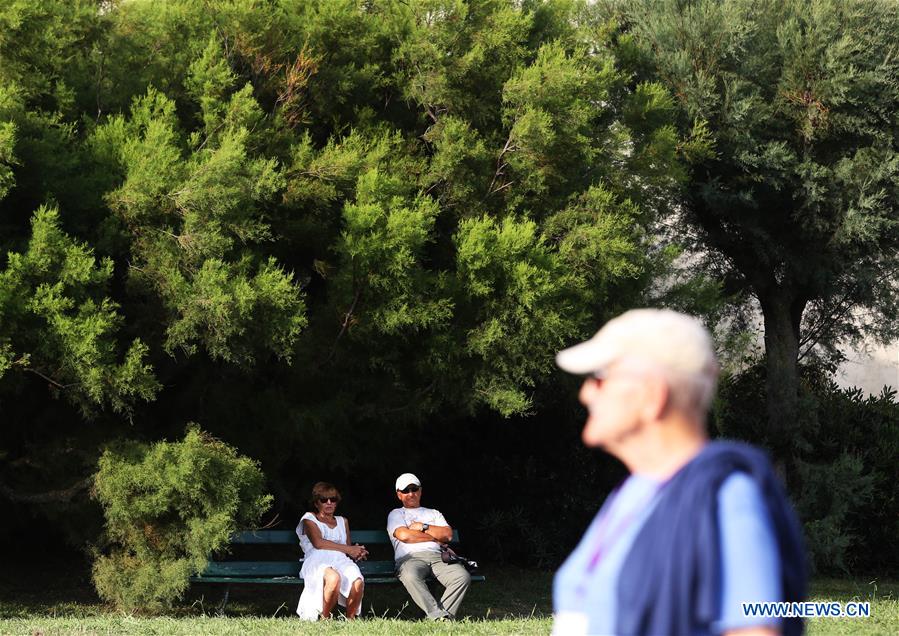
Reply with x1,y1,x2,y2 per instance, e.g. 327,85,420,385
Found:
804,380,899,574
793,453,876,573
714,364,899,575
91,425,272,610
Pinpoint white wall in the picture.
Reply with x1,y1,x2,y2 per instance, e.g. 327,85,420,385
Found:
836,341,899,397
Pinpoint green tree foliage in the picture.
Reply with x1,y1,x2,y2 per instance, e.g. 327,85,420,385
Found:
0,206,158,416
0,0,698,533
94,83,306,365
92,426,272,610
0,86,18,201
0,0,714,570
455,214,582,415
623,0,899,443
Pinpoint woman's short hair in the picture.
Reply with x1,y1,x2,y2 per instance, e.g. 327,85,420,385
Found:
309,481,341,511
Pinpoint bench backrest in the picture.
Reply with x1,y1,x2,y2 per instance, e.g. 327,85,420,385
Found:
231,529,461,545
198,529,473,580
202,560,399,578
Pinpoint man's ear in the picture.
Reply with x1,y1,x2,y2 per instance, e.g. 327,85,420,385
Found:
641,373,670,422
396,490,403,502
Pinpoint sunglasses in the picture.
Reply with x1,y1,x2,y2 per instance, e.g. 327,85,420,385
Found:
318,496,339,504
398,485,420,494
590,368,647,384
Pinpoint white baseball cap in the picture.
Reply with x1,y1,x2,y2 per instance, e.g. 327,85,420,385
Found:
395,473,421,491
556,308,718,379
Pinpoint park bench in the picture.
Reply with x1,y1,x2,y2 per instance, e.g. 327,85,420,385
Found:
190,528,484,609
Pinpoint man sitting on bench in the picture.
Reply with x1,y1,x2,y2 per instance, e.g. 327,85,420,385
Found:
387,473,471,621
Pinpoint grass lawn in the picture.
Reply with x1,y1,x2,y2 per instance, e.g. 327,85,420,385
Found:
0,559,896,635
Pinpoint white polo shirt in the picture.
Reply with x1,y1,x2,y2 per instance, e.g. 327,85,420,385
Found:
387,506,449,560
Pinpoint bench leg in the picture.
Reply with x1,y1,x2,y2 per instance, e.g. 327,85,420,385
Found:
217,585,230,614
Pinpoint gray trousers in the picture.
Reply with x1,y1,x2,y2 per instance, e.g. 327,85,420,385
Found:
396,550,472,619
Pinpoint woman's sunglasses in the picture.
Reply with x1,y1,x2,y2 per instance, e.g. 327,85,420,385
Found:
398,485,420,494
318,496,340,504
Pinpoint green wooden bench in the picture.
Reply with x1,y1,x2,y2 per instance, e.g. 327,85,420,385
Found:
190,528,484,608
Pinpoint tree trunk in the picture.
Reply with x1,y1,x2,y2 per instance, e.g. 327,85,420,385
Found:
758,288,806,445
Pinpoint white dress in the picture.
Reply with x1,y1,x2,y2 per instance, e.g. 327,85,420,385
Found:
295,512,364,620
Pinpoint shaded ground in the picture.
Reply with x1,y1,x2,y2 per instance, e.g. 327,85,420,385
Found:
0,555,896,635
0,555,551,621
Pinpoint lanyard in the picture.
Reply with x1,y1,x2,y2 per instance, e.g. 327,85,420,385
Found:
575,478,668,599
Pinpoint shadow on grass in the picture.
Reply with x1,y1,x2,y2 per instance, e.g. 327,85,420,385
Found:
0,555,552,622
186,564,553,621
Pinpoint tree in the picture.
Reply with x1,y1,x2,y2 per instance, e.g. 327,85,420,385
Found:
0,0,712,545
624,0,899,445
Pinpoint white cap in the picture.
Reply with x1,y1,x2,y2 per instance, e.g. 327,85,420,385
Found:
395,473,421,491
556,309,718,379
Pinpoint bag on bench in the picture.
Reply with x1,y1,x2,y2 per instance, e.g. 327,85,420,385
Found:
440,544,478,572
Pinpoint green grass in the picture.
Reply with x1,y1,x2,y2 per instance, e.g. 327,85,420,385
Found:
0,563,552,635
805,578,899,635
0,617,554,635
0,562,896,635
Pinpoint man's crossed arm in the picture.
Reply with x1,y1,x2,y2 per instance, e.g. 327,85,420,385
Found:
393,521,453,544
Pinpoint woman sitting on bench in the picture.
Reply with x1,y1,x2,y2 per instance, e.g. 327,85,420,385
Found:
296,482,368,620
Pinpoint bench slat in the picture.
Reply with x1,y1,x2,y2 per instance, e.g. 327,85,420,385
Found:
231,530,297,544
197,559,482,578
198,560,403,578
352,529,461,544
190,574,486,585
202,561,300,577
189,576,303,584
199,560,404,577
230,529,461,545
359,561,396,576
349,530,388,544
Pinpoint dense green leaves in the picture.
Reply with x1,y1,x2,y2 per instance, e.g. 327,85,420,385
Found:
92,426,272,609
0,206,158,416
337,169,449,335
96,87,306,365
394,0,531,130
0,3,712,518
456,215,581,414
0,87,17,201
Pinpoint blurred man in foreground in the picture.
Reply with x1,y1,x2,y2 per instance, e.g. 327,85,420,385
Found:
553,309,807,636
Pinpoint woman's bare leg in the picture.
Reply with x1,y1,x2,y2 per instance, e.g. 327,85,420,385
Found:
346,578,364,619
321,568,341,619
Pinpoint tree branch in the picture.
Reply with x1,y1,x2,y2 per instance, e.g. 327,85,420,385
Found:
24,368,80,390
325,287,363,364
487,134,516,196
797,266,899,361
0,476,93,504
